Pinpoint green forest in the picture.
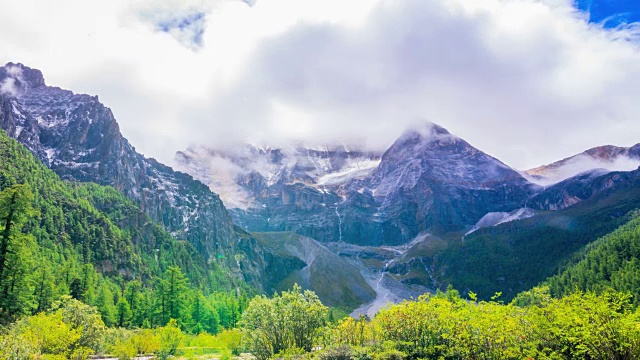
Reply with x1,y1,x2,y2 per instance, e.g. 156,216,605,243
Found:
2,127,640,360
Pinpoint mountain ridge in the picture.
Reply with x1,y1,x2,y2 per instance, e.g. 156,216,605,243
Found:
0,62,238,269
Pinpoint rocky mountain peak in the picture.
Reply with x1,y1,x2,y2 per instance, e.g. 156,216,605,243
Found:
631,144,640,155
0,63,46,95
374,122,526,192
389,123,454,150
0,62,241,269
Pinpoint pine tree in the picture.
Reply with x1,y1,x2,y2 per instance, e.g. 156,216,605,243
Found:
95,280,116,327
33,259,56,313
125,280,142,327
163,266,190,327
116,296,132,328
0,184,35,320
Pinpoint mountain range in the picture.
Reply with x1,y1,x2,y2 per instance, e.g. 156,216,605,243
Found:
2,62,640,314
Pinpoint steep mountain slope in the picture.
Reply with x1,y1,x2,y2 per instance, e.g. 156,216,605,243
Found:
245,232,376,310
0,63,238,270
358,124,539,237
528,168,640,210
0,129,230,321
545,212,640,306
175,144,381,209
175,144,384,245
526,144,640,185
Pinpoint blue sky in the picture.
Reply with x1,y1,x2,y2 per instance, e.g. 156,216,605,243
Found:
576,0,640,27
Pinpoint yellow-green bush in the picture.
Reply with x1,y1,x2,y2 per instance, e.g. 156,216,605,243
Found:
0,333,35,360
240,285,327,360
218,328,244,355
112,340,138,360
129,329,160,355
156,318,185,360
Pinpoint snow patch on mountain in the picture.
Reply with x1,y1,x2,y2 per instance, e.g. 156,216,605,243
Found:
317,158,380,186
465,207,536,236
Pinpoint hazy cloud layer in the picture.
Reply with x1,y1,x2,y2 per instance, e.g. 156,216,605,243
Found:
1,0,640,170
132,0,253,50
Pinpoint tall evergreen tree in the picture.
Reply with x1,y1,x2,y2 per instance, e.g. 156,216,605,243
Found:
0,184,35,321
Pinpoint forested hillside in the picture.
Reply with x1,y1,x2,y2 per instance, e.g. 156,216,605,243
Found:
546,211,640,304
0,130,250,329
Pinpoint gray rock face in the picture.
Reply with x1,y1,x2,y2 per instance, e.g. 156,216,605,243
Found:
175,144,385,244
0,63,237,267
240,232,376,309
358,124,539,239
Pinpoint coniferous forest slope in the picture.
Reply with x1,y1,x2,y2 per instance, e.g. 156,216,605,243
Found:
0,130,250,326
546,211,640,304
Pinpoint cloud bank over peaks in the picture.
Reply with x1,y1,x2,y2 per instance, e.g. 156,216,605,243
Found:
2,0,640,170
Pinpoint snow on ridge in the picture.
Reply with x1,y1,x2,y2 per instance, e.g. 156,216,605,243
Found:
44,148,56,162
175,143,382,209
525,154,640,186
316,158,380,186
465,208,536,237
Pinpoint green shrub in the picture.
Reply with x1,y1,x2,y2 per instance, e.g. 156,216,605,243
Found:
112,340,138,360
13,312,83,359
350,346,374,360
50,296,106,352
0,334,35,360
218,328,243,355
156,319,184,360
220,348,233,360
317,345,353,360
274,346,307,360
129,329,160,354
372,349,405,360
241,285,327,359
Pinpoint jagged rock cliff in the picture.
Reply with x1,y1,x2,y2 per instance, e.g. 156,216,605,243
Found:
0,63,238,270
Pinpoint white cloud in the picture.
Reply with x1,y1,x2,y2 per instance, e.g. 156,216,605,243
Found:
526,153,640,186
0,0,639,170
0,65,23,96
0,78,18,97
